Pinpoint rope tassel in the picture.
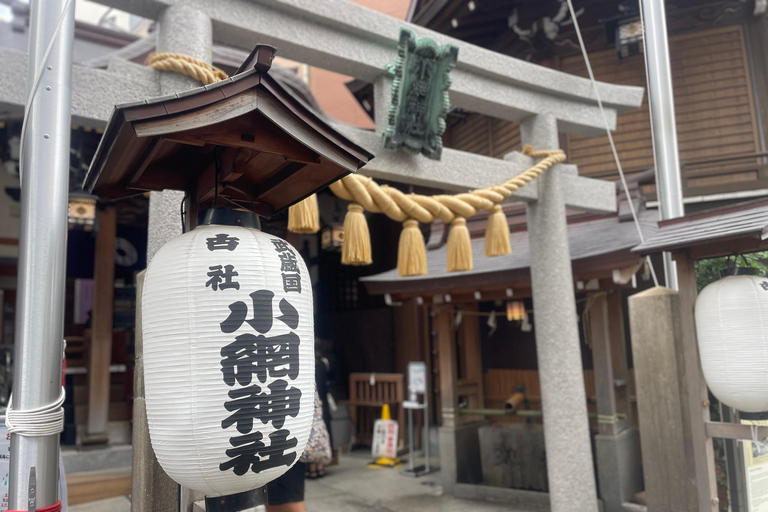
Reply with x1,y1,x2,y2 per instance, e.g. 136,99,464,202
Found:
398,219,427,277
447,217,472,272
484,205,511,257
342,203,372,265
288,194,320,234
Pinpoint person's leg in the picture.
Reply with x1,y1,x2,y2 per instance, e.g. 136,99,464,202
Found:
265,462,305,511
265,502,306,512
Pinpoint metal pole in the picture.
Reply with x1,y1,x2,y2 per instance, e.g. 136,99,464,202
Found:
424,391,430,473
640,0,685,290
407,406,414,472
10,0,74,508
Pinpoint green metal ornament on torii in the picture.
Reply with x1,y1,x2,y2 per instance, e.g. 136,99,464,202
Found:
383,28,458,160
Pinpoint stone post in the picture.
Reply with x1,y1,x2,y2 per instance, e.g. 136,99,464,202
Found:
522,114,599,512
133,4,213,511
628,287,690,511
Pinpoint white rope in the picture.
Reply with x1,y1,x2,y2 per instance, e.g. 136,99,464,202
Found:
565,0,660,288
5,387,66,437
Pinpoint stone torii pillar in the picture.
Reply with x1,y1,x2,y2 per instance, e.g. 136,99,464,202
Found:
133,4,214,512
521,114,599,512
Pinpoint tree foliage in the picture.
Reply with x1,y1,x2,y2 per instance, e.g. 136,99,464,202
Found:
695,251,768,292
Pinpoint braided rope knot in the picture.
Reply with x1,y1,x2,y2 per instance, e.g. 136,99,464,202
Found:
146,52,228,85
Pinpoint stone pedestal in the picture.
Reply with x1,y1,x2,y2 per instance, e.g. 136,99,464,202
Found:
439,422,484,494
595,427,643,512
478,424,548,492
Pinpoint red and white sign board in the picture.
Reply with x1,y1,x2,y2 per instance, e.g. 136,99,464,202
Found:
371,419,398,459
0,425,67,511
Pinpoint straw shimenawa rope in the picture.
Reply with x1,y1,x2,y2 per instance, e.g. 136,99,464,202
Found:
326,146,565,275
146,52,566,276
146,52,229,85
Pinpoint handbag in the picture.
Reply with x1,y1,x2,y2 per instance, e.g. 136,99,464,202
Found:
300,390,332,465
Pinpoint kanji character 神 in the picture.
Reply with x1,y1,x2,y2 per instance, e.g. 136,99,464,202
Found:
222,380,302,433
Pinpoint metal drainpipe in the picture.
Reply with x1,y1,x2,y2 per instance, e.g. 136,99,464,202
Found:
9,0,75,508
640,0,685,290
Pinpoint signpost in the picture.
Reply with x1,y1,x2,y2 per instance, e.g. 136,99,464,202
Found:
402,361,436,477
743,420,768,512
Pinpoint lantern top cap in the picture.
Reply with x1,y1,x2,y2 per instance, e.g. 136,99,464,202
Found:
84,44,373,218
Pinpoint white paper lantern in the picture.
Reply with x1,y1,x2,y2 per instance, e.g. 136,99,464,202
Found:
142,220,314,496
695,274,768,412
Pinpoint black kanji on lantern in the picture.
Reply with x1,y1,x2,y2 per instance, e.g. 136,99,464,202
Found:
760,281,768,291
271,238,302,293
221,332,300,386
222,380,302,432
270,239,292,252
281,274,301,293
278,251,299,273
221,290,275,334
206,264,240,291
219,429,298,476
207,233,240,251
218,285,303,476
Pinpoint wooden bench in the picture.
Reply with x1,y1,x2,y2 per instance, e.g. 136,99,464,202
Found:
343,373,405,450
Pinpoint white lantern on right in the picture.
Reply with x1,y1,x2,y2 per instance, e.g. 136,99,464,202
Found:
695,273,768,412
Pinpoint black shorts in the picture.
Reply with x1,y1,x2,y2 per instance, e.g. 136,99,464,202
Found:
266,461,305,505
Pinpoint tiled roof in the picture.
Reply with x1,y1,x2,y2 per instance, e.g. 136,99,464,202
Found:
363,208,658,285
633,200,768,254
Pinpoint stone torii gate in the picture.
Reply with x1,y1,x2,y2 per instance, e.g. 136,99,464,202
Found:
0,1,643,511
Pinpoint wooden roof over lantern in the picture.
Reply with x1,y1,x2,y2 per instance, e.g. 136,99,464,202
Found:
85,45,373,217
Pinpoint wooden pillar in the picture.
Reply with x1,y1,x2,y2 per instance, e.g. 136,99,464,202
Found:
593,291,643,512
674,253,718,512
436,307,458,428
590,292,632,435
607,292,632,427
84,205,116,444
457,304,484,425
394,298,422,376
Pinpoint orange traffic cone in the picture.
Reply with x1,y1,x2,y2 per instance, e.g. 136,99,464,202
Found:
368,404,402,468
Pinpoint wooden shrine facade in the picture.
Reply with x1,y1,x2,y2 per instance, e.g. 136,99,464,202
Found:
411,1,768,204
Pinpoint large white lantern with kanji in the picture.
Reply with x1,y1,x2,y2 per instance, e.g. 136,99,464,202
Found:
695,273,768,412
141,212,314,496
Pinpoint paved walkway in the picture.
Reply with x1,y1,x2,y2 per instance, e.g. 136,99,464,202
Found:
70,453,529,511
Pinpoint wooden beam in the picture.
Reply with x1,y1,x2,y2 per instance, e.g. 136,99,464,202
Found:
85,205,117,444
705,421,768,441
194,148,253,203
674,253,718,512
